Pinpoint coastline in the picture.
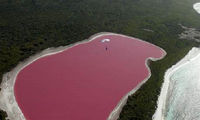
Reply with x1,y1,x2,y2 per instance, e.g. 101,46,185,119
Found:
152,47,200,120
0,32,166,120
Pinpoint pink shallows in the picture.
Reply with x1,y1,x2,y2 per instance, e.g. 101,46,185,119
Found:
15,34,164,120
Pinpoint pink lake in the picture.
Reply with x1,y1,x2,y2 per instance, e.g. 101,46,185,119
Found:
15,34,164,120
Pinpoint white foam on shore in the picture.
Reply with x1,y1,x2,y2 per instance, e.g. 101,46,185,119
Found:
153,47,200,120
193,3,200,14
0,32,166,120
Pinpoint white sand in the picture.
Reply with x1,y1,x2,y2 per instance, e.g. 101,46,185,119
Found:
0,32,166,120
153,47,200,120
193,3,200,14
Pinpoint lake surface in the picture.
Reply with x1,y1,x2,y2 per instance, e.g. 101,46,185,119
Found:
15,34,164,120
165,52,200,120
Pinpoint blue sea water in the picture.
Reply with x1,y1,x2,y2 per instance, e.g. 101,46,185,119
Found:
165,54,200,120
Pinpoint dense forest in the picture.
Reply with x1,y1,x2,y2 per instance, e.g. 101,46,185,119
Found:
1,0,200,119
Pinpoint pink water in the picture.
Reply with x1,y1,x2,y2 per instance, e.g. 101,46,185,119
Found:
15,34,164,120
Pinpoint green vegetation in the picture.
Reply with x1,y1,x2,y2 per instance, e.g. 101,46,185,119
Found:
0,110,7,120
0,0,200,119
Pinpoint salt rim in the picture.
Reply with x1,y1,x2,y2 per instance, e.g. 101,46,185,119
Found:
153,47,200,120
0,32,166,120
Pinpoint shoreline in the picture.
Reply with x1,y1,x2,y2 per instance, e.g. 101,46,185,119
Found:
107,57,166,120
152,47,200,120
0,32,166,120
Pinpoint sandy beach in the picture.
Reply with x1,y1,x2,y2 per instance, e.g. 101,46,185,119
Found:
153,3,200,119
0,32,166,120
153,47,200,120
193,3,200,14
